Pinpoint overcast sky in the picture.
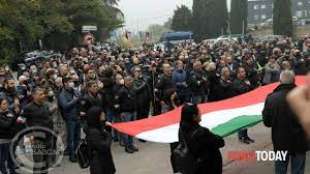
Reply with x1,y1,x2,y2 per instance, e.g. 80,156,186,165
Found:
118,0,231,31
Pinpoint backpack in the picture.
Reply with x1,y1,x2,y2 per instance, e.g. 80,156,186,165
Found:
76,139,90,169
173,129,199,174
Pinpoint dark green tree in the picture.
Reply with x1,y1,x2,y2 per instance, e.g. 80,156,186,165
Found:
192,0,228,41
210,0,228,37
273,0,293,36
192,0,205,41
171,5,192,31
0,0,123,65
230,0,248,34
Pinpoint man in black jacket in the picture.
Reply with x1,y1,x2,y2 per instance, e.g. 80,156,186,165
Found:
117,75,138,153
132,66,151,120
80,81,105,130
86,107,116,174
23,88,54,174
156,63,176,113
187,60,208,104
217,67,234,101
263,70,308,174
99,68,115,125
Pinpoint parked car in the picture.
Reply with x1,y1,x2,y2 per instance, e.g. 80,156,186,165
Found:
11,50,61,71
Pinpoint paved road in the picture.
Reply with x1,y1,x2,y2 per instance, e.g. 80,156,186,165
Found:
47,123,310,174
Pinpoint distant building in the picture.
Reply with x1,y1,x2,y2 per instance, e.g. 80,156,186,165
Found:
248,0,310,24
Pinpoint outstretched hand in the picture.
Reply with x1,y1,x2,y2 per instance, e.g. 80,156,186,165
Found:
287,74,310,136
105,121,112,127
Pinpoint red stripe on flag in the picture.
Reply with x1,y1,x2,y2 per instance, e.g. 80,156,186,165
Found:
112,76,305,136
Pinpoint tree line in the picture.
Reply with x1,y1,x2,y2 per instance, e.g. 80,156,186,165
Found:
0,0,123,64
170,0,293,41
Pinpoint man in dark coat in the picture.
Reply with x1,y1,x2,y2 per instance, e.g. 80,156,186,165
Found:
156,63,176,113
263,70,308,174
99,68,115,125
23,88,54,174
132,66,151,120
86,107,115,174
80,81,105,130
187,60,208,104
117,75,138,153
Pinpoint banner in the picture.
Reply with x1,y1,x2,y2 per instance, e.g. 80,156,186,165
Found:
112,76,305,143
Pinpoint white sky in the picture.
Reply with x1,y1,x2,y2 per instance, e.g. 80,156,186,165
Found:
118,0,231,31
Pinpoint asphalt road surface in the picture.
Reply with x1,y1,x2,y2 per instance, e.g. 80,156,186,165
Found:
46,123,310,174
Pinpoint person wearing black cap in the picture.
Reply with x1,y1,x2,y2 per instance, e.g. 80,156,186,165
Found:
86,106,115,174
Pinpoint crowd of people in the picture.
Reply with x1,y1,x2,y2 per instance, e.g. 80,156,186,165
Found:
0,33,309,174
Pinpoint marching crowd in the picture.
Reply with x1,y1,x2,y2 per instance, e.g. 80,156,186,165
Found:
0,33,309,174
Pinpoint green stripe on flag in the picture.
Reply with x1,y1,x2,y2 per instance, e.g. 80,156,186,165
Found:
211,115,262,137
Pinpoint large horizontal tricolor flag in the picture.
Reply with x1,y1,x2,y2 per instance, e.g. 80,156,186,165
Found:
112,76,305,143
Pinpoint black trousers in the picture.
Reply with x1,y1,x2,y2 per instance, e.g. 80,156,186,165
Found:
33,136,55,174
136,104,150,120
170,142,179,173
152,99,162,116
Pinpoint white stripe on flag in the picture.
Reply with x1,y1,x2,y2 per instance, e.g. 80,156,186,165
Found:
136,103,264,143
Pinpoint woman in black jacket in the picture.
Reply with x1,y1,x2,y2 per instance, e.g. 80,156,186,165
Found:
86,106,116,174
179,103,225,174
0,98,18,174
